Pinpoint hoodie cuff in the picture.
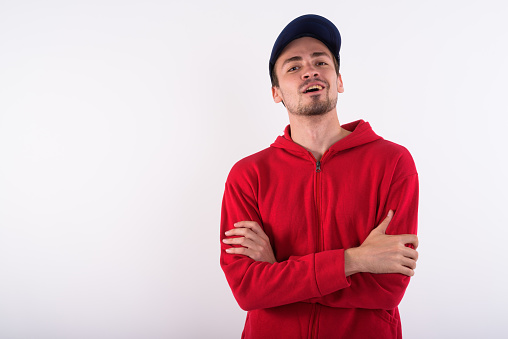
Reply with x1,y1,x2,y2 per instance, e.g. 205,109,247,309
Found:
315,249,351,295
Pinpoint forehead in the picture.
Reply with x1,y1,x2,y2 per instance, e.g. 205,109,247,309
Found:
276,37,332,65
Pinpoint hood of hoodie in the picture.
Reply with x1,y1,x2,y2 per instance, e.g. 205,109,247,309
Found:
270,120,382,158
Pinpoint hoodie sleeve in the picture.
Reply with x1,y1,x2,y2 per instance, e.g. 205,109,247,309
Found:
302,172,419,310
220,162,351,311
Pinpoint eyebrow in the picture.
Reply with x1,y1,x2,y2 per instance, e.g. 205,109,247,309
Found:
281,52,331,68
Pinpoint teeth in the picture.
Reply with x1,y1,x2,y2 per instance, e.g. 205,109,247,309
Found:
306,85,323,92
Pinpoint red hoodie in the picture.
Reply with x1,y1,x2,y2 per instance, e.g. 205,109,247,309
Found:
220,120,418,339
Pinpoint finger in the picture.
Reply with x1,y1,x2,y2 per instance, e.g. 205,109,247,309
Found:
225,227,257,239
234,221,260,231
397,265,415,277
234,221,261,233
234,221,269,241
245,222,268,240
375,210,394,234
399,234,418,249
223,237,256,248
225,246,253,258
402,248,418,261
401,257,417,270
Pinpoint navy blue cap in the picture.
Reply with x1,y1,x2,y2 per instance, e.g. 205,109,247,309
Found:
269,14,341,82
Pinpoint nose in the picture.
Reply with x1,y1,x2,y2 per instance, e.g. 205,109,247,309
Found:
302,64,319,79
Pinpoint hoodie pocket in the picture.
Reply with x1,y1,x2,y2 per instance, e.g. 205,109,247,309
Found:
372,309,399,327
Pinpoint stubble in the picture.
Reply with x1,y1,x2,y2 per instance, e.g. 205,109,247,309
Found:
282,80,338,116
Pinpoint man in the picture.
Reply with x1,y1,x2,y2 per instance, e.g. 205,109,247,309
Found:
220,14,419,339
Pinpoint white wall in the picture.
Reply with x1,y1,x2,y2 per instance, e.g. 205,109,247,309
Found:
0,1,506,338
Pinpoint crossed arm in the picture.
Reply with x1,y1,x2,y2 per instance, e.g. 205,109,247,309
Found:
223,210,419,278
221,155,419,311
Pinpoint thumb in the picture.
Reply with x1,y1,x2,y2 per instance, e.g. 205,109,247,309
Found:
375,210,394,234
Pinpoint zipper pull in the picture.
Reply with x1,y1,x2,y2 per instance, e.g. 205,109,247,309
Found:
316,161,321,172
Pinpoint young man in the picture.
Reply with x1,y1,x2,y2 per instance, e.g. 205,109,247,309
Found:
220,14,419,339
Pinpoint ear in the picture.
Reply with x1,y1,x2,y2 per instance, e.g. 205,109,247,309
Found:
272,86,283,103
337,73,344,93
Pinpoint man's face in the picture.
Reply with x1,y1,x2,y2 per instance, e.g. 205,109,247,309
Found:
272,37,344,116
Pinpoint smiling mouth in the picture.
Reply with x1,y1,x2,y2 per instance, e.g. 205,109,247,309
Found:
304,85,324,93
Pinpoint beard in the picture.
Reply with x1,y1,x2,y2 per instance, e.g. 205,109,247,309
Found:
292,91,337,116
280,79,338,116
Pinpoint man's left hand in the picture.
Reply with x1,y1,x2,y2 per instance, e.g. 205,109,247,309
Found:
223,221,277,264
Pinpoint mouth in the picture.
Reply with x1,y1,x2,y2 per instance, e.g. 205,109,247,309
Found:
303,84,324,94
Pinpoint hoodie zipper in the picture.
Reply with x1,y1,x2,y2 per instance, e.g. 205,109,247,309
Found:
310,152,326,253
309,152,326,339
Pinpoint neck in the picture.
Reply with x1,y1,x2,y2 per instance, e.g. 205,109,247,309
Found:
288,108,351,160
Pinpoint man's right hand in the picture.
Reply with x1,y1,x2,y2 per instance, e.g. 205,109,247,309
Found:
344,210,419,277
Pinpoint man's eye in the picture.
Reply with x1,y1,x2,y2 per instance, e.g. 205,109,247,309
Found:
288,66,299,72
316,62,327,66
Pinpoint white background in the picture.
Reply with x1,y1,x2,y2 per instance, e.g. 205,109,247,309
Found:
1,1,507,338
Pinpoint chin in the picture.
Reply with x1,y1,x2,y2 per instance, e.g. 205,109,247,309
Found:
294,99,336,116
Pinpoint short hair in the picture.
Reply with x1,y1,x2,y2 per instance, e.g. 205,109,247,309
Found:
271,56,340,88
